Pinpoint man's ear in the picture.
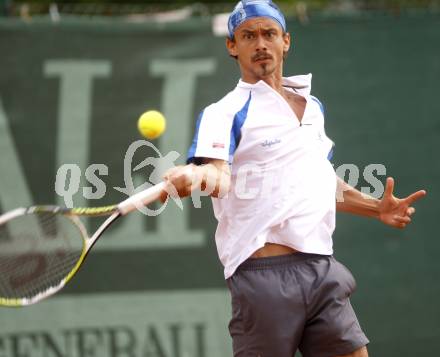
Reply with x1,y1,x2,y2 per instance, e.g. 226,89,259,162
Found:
283,32,291,54
226,37,238,57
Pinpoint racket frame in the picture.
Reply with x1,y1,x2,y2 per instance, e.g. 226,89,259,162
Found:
0,182,165,307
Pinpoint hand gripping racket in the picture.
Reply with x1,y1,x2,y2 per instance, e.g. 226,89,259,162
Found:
0,182,166,307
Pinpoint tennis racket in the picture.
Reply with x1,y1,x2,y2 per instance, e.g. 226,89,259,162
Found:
0,182,166,307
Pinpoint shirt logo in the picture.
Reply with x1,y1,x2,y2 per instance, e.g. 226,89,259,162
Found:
261,138,281,148
212,142,225,149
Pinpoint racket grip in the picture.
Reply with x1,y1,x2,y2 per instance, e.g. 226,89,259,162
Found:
117,182,166,215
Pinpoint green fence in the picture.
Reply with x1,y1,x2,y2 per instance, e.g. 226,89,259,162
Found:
0,13,439,356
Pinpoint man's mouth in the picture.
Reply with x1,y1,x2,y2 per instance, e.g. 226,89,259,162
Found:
252,53,273,62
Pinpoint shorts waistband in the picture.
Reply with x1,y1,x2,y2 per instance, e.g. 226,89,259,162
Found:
237,252,332,271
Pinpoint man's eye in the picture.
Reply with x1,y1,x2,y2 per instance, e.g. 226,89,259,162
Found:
243,33,254,40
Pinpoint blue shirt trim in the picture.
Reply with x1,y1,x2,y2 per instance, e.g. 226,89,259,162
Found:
310,96,334,160
229,92,252,163
327,147,334,161
311,95,325,116
186,110,204,165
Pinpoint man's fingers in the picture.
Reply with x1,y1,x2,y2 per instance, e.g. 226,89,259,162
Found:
162,166,183,180
407,207,415,216
188,166,203,191
383,177,395,199
164,181,179,197
159,190,168,203
394,215,411,224
404,190,427,205
166,170,193,188
396,222,407,229
159,182,191,204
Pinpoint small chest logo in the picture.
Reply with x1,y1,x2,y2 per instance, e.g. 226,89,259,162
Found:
212,142,225,149
261,138,281,148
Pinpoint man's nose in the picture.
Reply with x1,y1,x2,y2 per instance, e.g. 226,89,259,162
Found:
255,34,267,51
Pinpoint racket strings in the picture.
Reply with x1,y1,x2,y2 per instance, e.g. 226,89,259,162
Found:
0,211,85,300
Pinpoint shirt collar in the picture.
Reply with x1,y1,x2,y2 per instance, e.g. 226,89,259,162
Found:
237,73,312,96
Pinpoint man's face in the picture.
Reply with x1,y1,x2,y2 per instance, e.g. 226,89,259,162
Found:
226,17,290,82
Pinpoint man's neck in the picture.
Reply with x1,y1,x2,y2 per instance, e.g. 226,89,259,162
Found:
262,76,284,94
242,73,284,94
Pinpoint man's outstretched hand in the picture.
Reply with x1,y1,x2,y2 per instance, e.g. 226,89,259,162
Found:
378,177,427,229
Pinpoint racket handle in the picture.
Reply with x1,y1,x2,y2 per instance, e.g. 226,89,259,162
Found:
117,182,166,215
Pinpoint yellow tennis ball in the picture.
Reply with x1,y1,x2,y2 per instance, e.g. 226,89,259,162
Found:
137,110,166,139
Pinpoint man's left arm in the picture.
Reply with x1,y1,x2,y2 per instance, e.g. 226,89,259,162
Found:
336,177,427,228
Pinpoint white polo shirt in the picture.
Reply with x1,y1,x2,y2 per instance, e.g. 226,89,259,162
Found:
187,74,337,279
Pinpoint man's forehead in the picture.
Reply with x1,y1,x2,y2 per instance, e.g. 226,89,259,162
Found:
235,17,283,32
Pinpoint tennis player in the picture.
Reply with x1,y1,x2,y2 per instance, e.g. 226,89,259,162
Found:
162,1,426,356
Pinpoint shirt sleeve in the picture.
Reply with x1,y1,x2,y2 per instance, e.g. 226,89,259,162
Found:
186,105,233,165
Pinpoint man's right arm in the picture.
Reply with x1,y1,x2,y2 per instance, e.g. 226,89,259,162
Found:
160,159,231,202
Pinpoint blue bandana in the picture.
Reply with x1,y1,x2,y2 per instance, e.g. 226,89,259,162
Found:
227,0,286,39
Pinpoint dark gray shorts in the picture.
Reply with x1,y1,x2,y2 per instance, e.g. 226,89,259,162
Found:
226,253,369,357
